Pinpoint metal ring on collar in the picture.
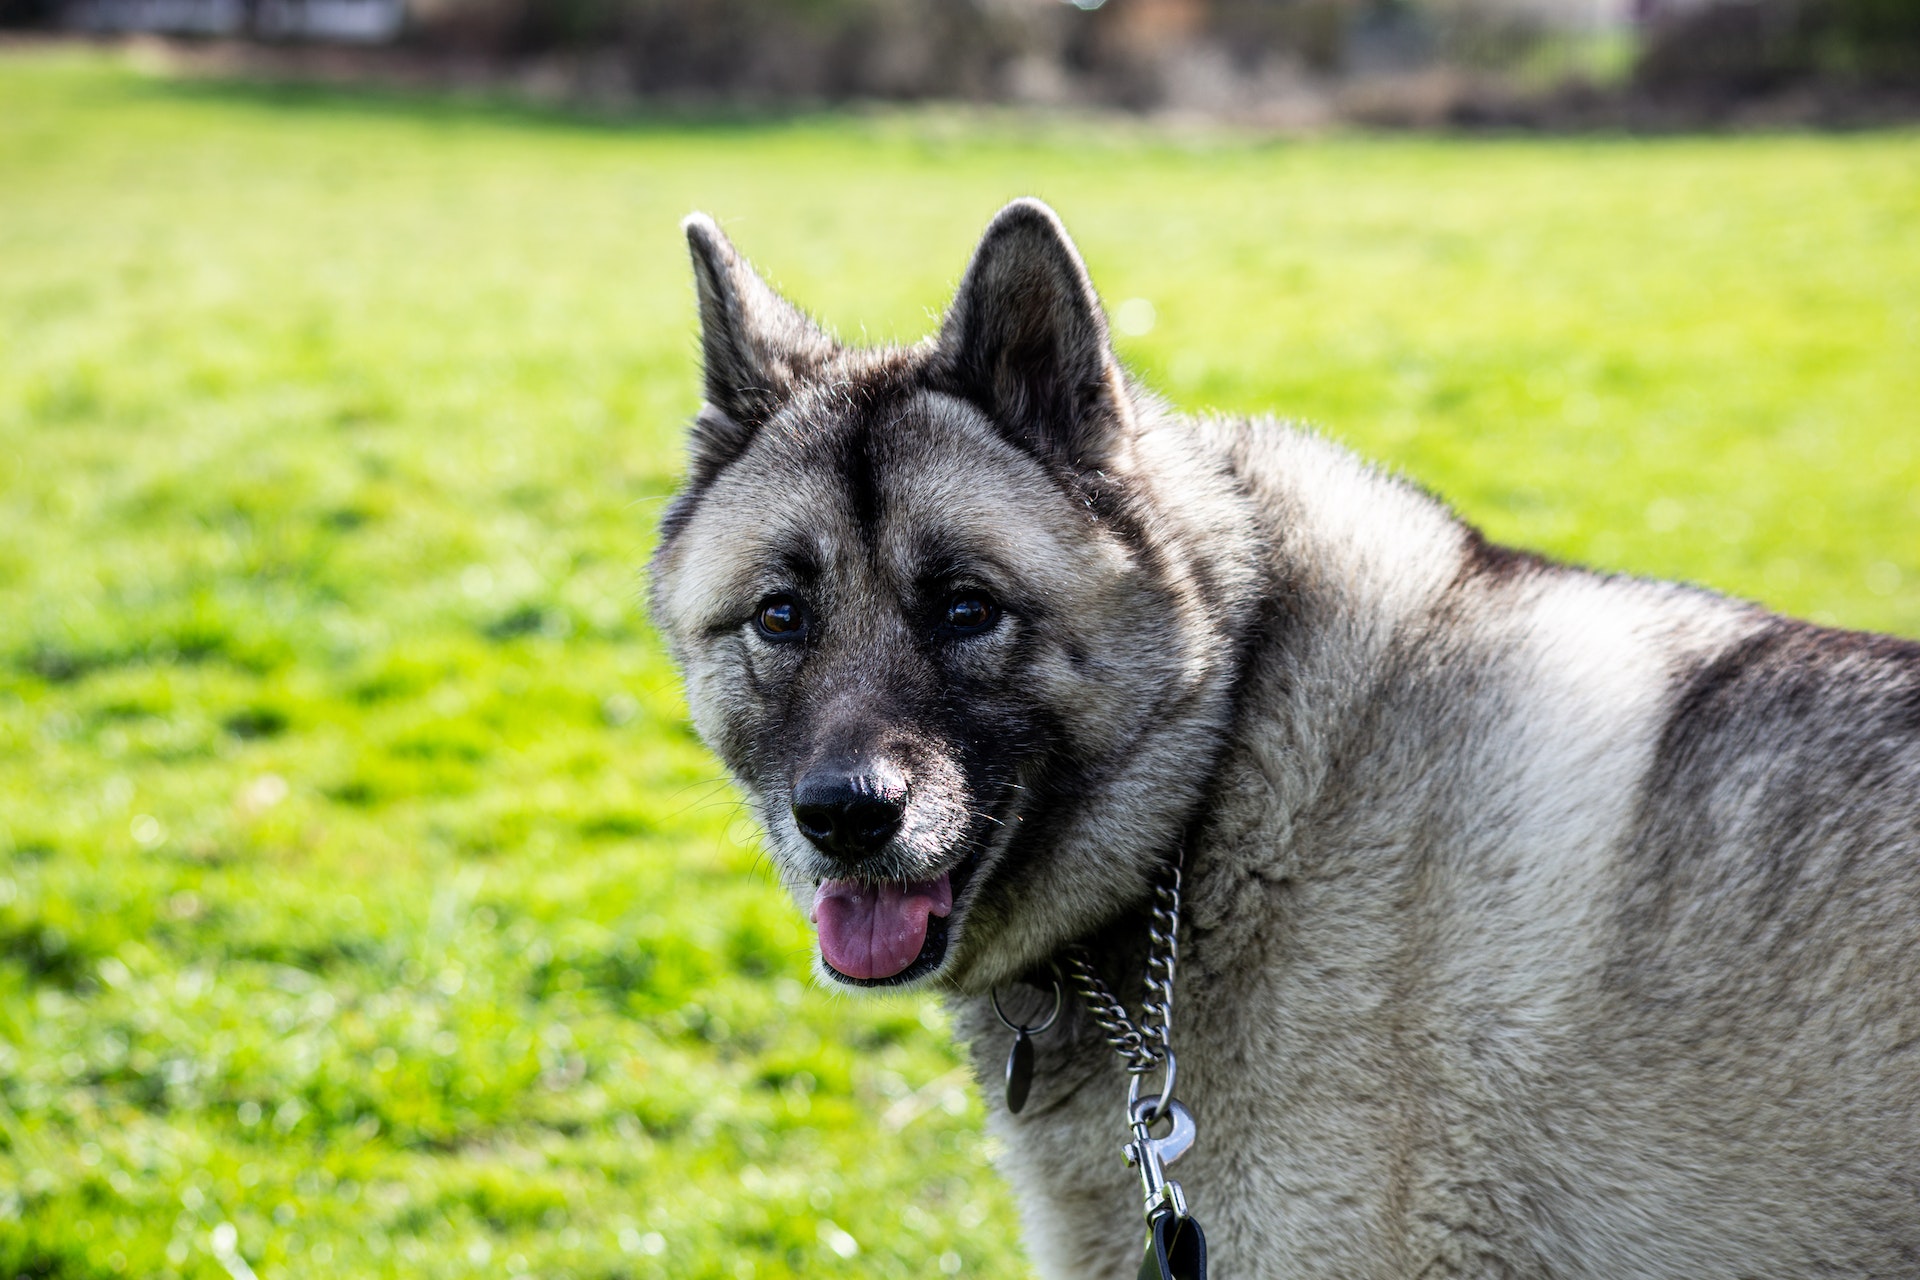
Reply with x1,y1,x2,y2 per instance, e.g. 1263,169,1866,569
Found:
991,977,1063,1036
1126,1050,1177,1124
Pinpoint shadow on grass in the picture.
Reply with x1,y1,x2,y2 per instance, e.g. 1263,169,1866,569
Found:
80,46,1306,153
119,57,850,140
92,44,1920,142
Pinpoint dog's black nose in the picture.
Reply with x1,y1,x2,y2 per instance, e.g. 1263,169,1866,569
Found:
792,766,907,860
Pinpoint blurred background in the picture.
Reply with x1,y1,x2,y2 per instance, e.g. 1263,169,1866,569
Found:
1,9,1917,1280
4,0,1920,119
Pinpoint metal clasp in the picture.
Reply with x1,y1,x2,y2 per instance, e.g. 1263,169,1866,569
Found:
1122,1093,1195,1225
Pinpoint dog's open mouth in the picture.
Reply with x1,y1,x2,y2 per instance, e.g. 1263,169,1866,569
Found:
811,853,980,987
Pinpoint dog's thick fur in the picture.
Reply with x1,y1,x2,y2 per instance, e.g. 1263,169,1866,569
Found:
649,200,1920,1278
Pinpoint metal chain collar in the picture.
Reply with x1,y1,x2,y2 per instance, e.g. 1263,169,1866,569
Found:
995,840,1206,1269
1063,841,1183,1119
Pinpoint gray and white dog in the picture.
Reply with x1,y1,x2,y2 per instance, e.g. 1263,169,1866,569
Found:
649,199,1920,1278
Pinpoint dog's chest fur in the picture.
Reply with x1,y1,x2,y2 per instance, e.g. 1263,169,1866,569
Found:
953,423,1920,1279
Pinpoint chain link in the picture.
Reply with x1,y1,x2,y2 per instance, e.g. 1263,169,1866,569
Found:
1059,843,1198,1234
1063,843,1184,1078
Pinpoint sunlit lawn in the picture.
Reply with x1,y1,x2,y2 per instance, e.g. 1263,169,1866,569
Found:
2,47,1917,1280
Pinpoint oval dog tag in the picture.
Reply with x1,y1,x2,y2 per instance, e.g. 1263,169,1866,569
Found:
1005,1029,1035,1114
1136,1212,1206,1280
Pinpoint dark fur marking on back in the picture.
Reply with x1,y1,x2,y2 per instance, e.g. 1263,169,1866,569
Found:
1456,524,1555,589
1612,616,1920,993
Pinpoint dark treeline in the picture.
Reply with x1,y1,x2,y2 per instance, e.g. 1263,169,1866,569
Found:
15,0,1920,109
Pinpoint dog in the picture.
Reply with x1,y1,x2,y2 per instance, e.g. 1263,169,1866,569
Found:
648,198,1920,1278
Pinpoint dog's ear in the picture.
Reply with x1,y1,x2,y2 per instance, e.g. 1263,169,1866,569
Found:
935,199,1128,471
682,213,835,468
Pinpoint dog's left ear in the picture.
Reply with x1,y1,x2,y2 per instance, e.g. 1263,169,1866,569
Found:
935,199,1129,472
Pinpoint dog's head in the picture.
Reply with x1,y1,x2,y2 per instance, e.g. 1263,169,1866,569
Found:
649,200,1257,993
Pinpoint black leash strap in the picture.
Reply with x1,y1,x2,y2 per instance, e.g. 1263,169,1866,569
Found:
1140,1210,1207,1280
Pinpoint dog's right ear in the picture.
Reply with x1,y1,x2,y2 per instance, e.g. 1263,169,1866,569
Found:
682,213,835,468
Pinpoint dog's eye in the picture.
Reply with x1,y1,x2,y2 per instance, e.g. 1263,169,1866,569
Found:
755,596,806,640
942,592,999,636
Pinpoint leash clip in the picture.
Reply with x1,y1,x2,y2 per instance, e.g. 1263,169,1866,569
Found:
1123,1091,1195,1225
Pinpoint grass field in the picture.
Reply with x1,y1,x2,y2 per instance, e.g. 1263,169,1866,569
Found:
2,47,1918,1280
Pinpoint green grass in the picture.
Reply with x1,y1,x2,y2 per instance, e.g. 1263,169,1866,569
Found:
3,47,1919,1280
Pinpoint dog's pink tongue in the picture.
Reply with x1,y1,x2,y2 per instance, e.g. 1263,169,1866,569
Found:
812,874,953,980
